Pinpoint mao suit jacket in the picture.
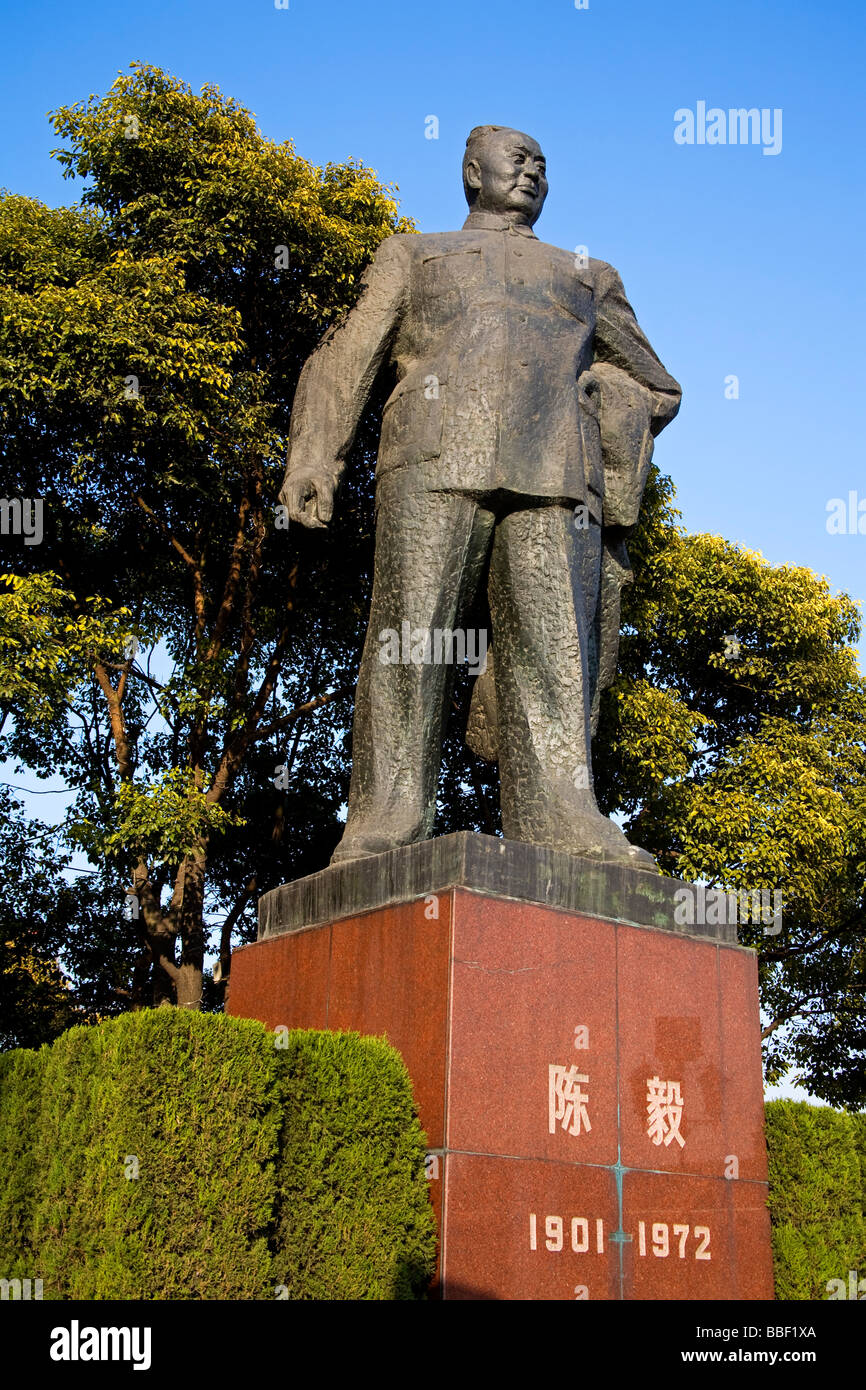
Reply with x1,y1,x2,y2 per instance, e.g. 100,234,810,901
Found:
285,209,682,525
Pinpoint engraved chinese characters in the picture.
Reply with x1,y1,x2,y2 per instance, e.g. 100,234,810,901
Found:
549,1063,688,1151
535,1022,719,1296
646,1076,685,1149
549,1065,591,1137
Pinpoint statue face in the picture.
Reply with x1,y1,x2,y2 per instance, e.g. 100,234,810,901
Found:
465,129,548,225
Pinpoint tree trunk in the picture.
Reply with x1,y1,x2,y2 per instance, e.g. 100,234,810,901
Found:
175,960,203,1010
150,928,178,1008
175,846,207,1010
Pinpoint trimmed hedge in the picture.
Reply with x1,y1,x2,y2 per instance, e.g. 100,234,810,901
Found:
274,1030,437,1299
765,1099,866,1300
0,1046,43,1280
851,1110,866,1230
0,1012,436,1300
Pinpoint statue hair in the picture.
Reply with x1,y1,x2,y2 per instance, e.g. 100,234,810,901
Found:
462,125,511,204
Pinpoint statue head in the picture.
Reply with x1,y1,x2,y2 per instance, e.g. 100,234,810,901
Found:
462,126,548,226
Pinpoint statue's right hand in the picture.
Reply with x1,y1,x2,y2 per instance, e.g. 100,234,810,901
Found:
280,469,335,529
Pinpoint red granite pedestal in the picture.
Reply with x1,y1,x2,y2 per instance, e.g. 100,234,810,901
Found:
228,875,774,1300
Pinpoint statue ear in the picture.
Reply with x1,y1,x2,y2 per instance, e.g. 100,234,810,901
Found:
464,159,483,194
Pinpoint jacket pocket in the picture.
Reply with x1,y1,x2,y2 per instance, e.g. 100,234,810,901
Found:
419,246,482,295
379,380,446,468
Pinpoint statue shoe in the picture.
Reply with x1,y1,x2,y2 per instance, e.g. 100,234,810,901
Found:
330,832,405,865
523,811,659,873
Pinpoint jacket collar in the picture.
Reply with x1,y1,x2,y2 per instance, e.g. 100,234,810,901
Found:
461,210,538,238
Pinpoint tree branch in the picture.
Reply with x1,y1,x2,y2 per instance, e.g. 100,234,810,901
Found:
760,994,828,1040
255,686,353,743
135,494,206,639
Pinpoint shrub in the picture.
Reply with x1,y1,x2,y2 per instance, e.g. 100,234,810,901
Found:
273,1029,436,1299
31,1011,280,1299
765,1099,866,1300
0,1045,43,1279
0,1012,435,1300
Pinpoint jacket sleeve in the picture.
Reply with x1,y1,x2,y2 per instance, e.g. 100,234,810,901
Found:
284,234,410,486
593,263,681,436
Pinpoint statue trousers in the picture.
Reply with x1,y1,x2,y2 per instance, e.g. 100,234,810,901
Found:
339,463,603,850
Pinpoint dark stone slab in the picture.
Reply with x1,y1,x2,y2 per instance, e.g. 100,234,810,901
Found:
257,832,737,944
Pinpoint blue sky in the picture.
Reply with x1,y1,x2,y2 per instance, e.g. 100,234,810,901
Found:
1,0,863,1096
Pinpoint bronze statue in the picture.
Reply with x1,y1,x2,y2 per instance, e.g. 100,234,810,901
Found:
280,126,681,869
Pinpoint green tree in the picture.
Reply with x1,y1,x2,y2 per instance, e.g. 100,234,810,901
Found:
1,63,410,1010
0,787,128,1048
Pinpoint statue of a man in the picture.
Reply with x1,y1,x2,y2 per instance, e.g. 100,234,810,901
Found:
281,125,681,869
